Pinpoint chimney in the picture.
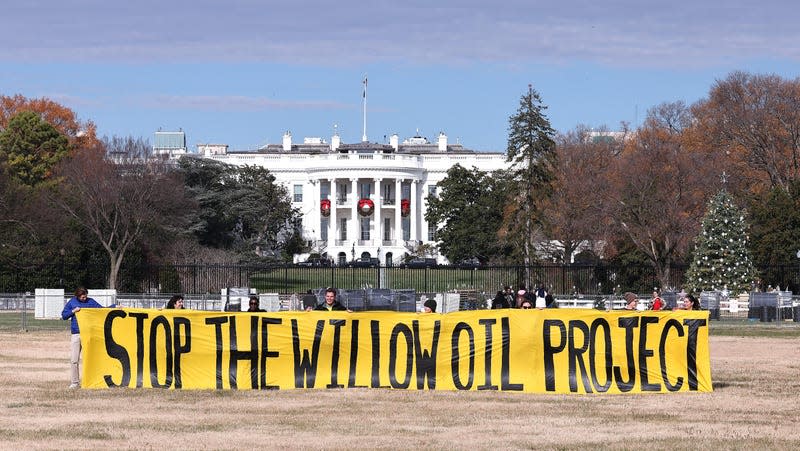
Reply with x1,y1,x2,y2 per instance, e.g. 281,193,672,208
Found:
390,133,399,151
282,131,292,151
438,132,447,151
331,132,341,151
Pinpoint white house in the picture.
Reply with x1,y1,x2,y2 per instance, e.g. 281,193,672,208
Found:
189,130,510,266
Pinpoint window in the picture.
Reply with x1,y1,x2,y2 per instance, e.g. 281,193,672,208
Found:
384,218,391,241
428,224,436,241
361,218,370,240
401,183,411,199
359,181,372,198
428,184,437,196
293,185,303,202
402,217,410,241
320,182,330,200
320,218,328,241
383,184,393,204
339,218,347,241
338,183,348,203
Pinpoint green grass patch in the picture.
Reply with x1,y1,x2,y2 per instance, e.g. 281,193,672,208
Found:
0,311,69,332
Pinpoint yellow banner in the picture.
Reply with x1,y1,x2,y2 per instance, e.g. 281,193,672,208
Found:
77,308,711,393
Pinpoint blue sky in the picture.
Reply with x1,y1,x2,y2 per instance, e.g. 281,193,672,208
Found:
2,0,799,152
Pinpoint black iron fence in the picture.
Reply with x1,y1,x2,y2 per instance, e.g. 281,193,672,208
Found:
2,261,800,296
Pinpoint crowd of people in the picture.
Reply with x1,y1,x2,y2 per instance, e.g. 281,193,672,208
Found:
625,290,700,311
490,283,555,310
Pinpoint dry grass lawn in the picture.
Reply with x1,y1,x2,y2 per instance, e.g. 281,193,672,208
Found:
1,328,799,450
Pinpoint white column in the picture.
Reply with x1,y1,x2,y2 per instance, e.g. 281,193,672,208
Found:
410,180,419,243
395,179,402,244
330,179,337,244
309,179,319,243
350,178,358,244
374,178,382,248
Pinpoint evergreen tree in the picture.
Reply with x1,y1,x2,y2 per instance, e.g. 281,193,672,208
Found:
685,189,757,294
505,84,557,273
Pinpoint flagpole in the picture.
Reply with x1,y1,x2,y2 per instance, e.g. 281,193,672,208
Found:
362,76,368,142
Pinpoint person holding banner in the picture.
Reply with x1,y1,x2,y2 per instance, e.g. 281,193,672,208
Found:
247,295,266,312
623,292,638,310
60,287,104,389
423,298,437,313
678,294,700,310
314,287,348,311
165,295,185,309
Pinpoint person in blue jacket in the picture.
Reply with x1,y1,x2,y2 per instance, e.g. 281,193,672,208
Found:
61,287,104,388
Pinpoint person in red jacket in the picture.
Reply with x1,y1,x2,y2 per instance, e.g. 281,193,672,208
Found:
651,290,664,311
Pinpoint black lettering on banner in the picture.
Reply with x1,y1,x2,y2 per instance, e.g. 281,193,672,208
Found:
500,317,523,391
130,311,150,388
228,316,259,389
543,319,566,391
389,323,414,389
205,316,229,389
684,318,707,391
412,320,440,390
638,316,661,392
660,319,684,391
568,320,592,393
291,319,325,388
613,317,639,392
259,317,282,390
149,315,173,389
450,322,475,390
477,319,497,391
347,320,366,388
327,319,346,389
588,318,612,393
103,310,131,388
172,317,191,389
370,320,389,388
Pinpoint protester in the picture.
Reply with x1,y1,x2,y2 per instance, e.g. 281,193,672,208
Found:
544,293,556,308
515,292,528,309
60,287,104,389
491,290,510,309
651,290,664,311
247,295,266,312
534,283,548,309
423,298,437,313
520,299,533,309
165,295,184,309
623,292,638,310
679,294,700,310
313,287,348,311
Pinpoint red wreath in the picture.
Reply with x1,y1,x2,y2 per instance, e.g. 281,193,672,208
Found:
320,199,331,217
400,198,411,217
358,198,374,216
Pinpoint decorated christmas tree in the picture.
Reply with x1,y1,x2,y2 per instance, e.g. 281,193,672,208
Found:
685,188,757,294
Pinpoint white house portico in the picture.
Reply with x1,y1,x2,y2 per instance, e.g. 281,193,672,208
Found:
193,131,510,266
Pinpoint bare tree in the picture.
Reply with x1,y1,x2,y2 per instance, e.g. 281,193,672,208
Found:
604,103,715,288
543,125,621,262
53,138,191,289
691,71,800,192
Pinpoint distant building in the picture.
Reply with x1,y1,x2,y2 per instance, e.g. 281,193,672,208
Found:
153,130,188,159
185,130,510,266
